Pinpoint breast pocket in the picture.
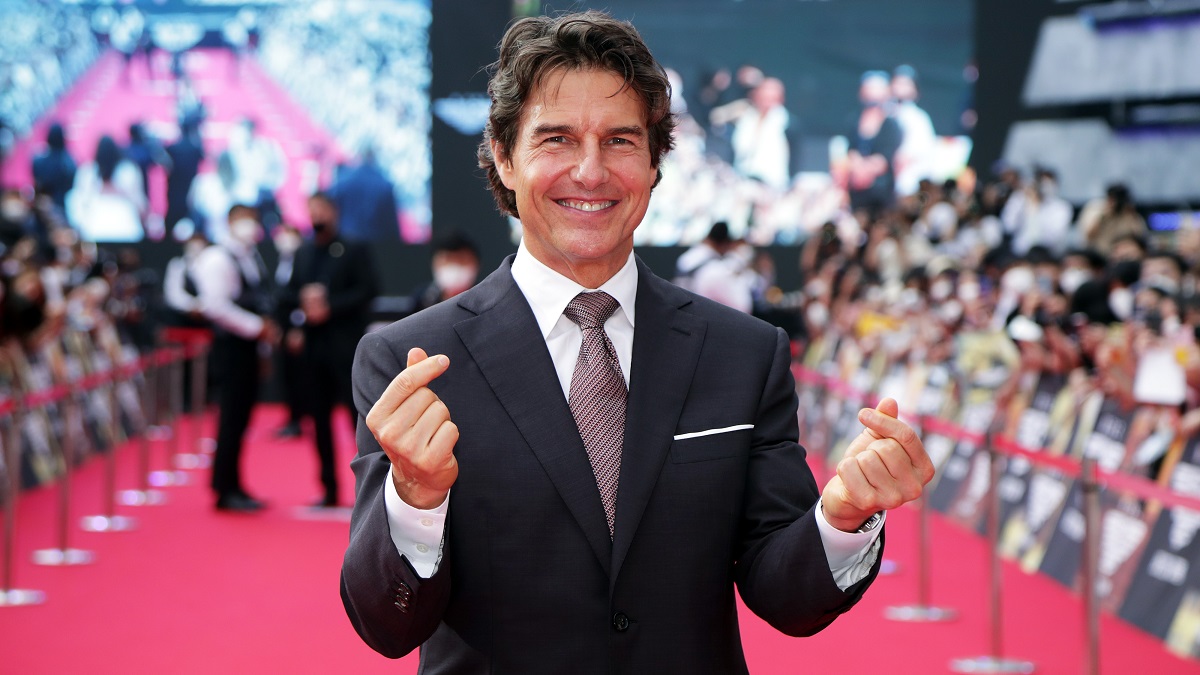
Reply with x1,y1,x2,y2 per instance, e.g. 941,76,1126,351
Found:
669,426,753,464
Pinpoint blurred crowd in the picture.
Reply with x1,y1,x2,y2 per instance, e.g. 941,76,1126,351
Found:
256,0,432,238
0,0,98,152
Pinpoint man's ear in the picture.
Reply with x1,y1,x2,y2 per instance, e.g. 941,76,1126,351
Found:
492,140,515,190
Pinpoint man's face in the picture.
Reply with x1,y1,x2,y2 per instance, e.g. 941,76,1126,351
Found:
493,67,657,285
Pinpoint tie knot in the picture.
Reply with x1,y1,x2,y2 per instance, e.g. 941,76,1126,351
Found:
564,291,620,330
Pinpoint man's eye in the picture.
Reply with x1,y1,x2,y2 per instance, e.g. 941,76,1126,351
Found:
609,137,631,145
545,136,567,143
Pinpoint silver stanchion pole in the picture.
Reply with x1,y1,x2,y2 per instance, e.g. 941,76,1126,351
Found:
148,351,187,487
950,432,1034,673
172,344,207,470
193,342,215,459
0,404,45,606
81,374,136,533
1081,457,1101,675
32,389,94,566
119,356,166,507
885,494,957,620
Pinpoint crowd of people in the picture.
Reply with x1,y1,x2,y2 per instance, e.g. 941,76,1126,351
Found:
0,0,98,155
637,61,962,248
255,1,431,241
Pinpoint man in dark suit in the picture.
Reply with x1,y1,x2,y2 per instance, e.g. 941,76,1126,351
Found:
165,118,205,236
341,11,933,672
279,192,378,507
328,148,400,242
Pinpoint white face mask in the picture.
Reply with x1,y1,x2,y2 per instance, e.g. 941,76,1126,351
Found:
1109,287,1135,320
2,199,29,222
806,302,829,329
930,279,953,302
273,233,301,255
1163,315,1181,335
433,263,476,295
958,282,981,302
230,218,261,245
1059,268,1091,295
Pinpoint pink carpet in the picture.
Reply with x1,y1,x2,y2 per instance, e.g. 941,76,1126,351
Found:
0,403,1197,673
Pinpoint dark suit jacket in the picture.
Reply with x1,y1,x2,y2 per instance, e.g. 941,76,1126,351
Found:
342,256,881,673
278,235,378,370
329,162,400,242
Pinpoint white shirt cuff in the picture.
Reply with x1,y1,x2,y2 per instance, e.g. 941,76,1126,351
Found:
383,468,448,579
815,501,885,591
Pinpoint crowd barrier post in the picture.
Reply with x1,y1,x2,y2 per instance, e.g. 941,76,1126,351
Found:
884,415,957,622
31,386,94,567
0,402,45,606
949,429,1034,674
80,371,136,533
191,341,212,458
147,349,187,488
119,353,166,507
1081,455,1101,675
171,342,208,470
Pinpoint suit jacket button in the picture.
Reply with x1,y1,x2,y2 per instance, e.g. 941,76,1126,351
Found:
612,612,630,632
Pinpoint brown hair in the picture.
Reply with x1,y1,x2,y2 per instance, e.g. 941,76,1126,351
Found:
477,10,676,218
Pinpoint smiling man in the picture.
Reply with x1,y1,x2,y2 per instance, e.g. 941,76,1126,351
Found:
341,11,933,673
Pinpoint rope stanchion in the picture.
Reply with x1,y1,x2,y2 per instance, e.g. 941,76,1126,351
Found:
31,384,94,567
146,348,188,488
190,339,213,462
119,352,166,507
949,428,1035,674
169,333,208,468
884,412,957,623
0,401,45,607
1081,456,1101,675
80,368,136,533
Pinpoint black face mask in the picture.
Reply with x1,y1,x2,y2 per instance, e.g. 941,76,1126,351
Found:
311,221,332,236
5,293,45,337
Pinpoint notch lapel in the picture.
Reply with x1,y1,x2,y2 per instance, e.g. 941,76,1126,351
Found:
611,262,707,585
453,260,613,574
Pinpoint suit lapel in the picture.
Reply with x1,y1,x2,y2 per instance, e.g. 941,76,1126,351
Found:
611,261,706,585
453,259,613,574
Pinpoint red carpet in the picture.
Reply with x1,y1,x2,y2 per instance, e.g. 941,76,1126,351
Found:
1,404,1198,674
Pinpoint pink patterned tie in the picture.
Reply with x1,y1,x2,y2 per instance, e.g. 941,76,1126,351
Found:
563,291,626,538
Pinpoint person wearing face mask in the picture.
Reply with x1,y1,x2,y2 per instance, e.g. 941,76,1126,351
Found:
270,223,305,439
411,232,480,314
833,71,903,219
193,204,280,512
1000,167,1074,257
277,192,378,507
162,233,211,328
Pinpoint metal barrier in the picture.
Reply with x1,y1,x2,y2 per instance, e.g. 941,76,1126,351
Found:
0,399,44,606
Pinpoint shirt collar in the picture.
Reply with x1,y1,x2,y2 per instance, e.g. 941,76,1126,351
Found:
510,240,638,339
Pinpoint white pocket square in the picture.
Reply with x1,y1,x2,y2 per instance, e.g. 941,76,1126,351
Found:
673,424,754,441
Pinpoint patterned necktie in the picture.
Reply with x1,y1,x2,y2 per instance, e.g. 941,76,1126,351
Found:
563,291,626,538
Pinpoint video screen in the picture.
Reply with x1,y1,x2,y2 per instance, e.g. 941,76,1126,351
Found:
528,0,976,247
0,0,431,244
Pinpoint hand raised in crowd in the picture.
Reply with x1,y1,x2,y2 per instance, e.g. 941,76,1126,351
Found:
365,347,459,510
258,318,282,345
820,397,935,532
300,283,331,325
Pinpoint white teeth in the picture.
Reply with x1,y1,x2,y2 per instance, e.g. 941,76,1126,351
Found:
558,200,614,212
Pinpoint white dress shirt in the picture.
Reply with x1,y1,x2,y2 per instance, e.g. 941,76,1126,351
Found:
385,242,882,589
192,240,265,340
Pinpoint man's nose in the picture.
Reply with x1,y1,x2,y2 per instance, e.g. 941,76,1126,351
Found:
571,143,608,189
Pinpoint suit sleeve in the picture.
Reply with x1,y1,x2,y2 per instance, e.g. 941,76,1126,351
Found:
341,330,452,658
734,328,883,636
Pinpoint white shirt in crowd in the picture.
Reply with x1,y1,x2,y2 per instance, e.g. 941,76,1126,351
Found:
192,239,265,340
384,241,883,590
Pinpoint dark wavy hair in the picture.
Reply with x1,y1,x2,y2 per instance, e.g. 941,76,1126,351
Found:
476,10,676,218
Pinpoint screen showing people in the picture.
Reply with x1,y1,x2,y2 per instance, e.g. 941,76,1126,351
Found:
3,0,431,245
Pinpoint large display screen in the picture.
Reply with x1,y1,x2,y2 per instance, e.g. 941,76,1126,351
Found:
509,0,976,247
1,0,431,244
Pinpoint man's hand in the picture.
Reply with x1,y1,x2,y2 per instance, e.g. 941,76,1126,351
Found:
258,318,282,345
365,347,459,510
300,283,331,325
820,398,934,532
